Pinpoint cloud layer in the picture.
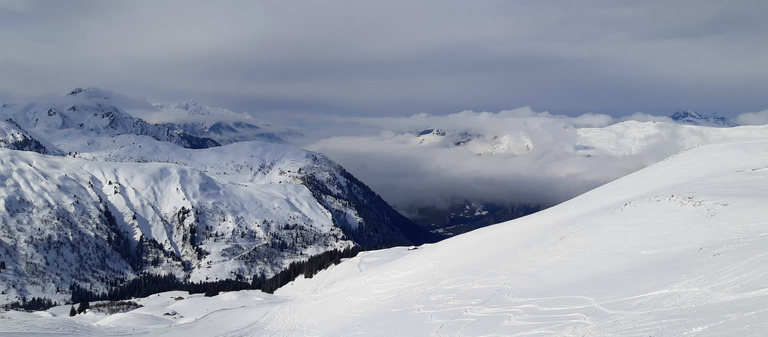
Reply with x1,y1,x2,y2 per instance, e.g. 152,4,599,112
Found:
307,109,768,211
307,109,623,209
736,110,768,125
1,1,768,116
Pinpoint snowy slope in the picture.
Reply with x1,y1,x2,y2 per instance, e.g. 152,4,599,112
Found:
4,140,768,336
0,119,53,154
575,120,768,157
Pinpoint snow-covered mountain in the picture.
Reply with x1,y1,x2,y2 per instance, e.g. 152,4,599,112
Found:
404,113,736,156
141,101,298,145
8,88,222,150
5,136,768,336
670,108,737,127
0,89,432,305
409,128,533,156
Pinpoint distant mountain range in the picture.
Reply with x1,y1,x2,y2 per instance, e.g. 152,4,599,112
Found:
150,101,300,145
669,109,737,127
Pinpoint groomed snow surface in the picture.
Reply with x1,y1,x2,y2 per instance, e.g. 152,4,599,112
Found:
4,140,768,336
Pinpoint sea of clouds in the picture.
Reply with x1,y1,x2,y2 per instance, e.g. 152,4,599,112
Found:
303,108,765,213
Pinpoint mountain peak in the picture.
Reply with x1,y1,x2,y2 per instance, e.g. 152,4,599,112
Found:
67,87,86,96
174,100,206,115
670,109,702,119
670,109,736,127
418,128,447,137
67,87,112,100
153,101,230,117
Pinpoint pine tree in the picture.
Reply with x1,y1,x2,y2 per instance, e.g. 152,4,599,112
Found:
76,301,89,314
69,305,77,317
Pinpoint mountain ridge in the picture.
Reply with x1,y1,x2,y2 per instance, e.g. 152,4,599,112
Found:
669,108,737,127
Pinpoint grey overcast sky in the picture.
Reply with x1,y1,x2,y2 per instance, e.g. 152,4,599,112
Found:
1,0,767,117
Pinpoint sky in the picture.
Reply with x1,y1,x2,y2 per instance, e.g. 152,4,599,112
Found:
2,0,768,118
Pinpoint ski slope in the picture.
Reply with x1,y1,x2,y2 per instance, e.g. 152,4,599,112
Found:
3,139,768,335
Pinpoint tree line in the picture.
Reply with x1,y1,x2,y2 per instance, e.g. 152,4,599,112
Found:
70,246,362,303
4,246,362,312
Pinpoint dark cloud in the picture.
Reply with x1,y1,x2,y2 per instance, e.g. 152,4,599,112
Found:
1,0,767,117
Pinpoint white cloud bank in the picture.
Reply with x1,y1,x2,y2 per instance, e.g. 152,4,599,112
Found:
308,108,768,212
736,110,768,125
